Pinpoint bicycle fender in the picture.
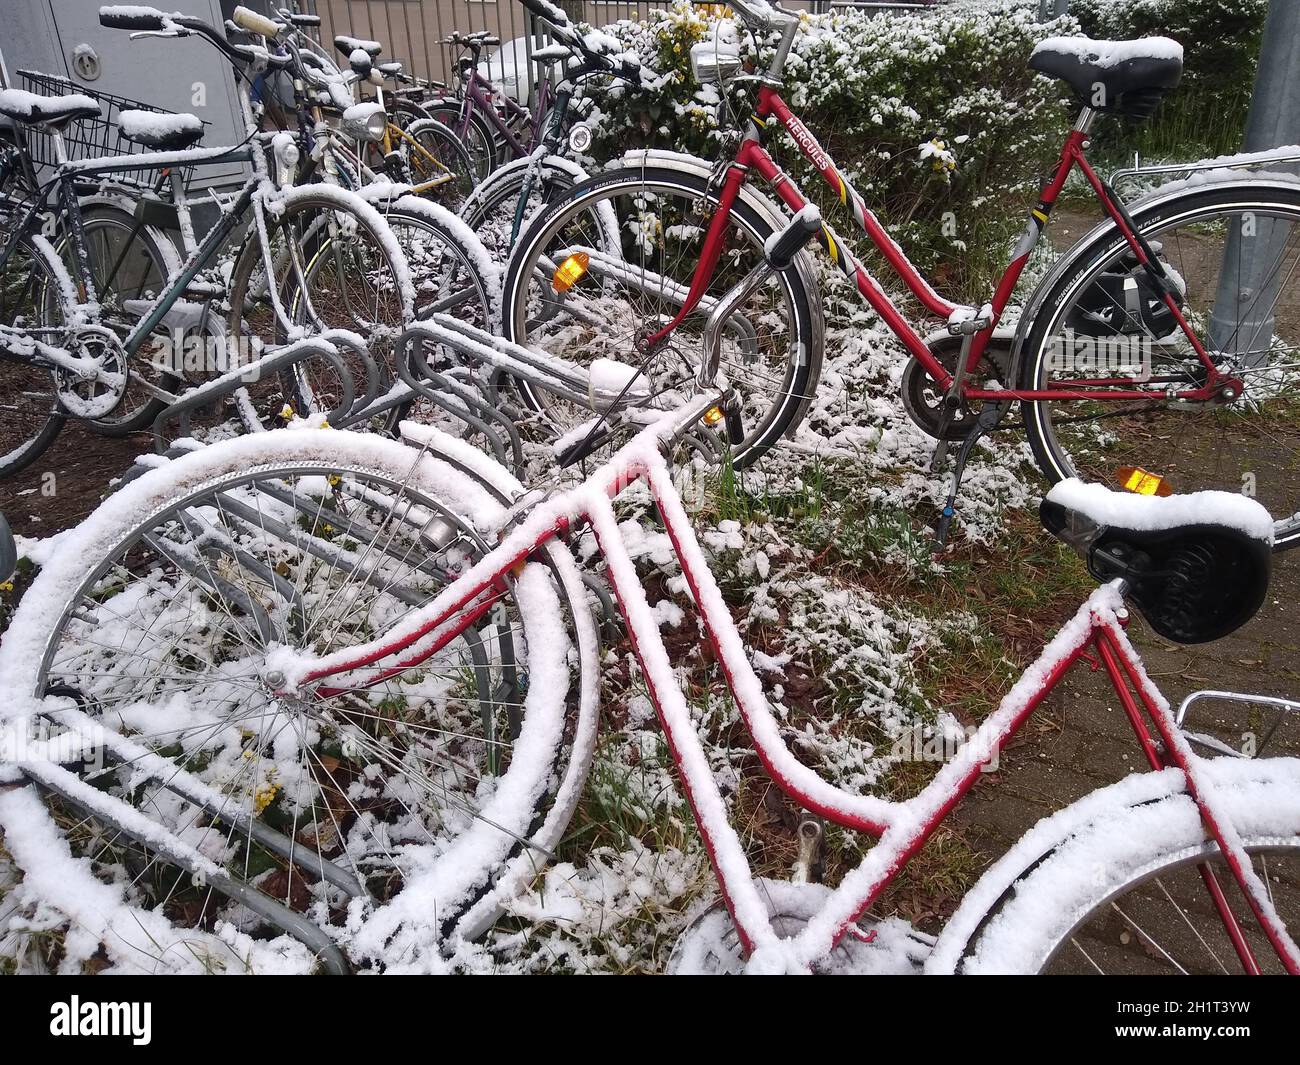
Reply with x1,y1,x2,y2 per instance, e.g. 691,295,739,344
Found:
925,756,1300,973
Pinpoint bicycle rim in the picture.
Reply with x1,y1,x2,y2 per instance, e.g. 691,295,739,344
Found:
16,451,583,966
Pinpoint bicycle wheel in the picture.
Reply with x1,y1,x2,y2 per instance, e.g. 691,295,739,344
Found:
0,428,597,971
427,98,498,181
0,229,66,477
385,96,433,130
954,758,1300,974
280,196,493,429
1021,183,1300,548
460,154,594,267
500,165,823,466
55,200,181,436
402,118,477,212
226,190,416,429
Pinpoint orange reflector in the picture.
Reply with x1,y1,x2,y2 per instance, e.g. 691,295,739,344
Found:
1116,466,1173,497
703,405,724,426
552,251,589,293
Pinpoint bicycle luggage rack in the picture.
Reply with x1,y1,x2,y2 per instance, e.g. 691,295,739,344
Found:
1110,148,1300,191
1176,689,1300,760
16,69,209,189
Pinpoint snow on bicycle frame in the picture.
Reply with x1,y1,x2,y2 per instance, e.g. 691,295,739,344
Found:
262,380,1300,974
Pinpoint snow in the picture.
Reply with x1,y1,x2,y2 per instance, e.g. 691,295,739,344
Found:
118,109,202,140
1031,35,1184,69
6,1,1300,976
0,88,100,121
1046,477,1274,543
334,35,381,54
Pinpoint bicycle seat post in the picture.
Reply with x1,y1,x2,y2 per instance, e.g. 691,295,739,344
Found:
763,12,799,86
47,125,70,167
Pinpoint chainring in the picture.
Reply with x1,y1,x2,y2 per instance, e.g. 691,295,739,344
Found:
53,325,129,420
901,334,1011,440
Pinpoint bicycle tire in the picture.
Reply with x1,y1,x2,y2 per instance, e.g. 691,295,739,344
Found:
946,757,1300,974
64,199,183,436
224,188,417,431
0,427,599,972
402,117,477,210
0,229,68,478
460,154,603,267
1019,182,1300,549
426,98,498,180
500,164,823,467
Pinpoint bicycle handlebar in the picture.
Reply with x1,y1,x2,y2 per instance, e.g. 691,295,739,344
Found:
99,6,292,70
514,0,647,86
697,0,797,30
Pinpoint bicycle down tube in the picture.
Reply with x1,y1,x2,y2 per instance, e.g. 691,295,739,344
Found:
271,406,1300,974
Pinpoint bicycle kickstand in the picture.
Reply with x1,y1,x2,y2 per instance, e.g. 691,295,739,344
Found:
932,401,1011,551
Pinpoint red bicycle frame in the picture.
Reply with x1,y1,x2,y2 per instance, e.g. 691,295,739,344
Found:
278,406,1297,973
644,86,1238,407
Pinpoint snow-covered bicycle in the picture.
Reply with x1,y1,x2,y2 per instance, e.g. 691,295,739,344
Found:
501,0,1300,541
1,315,1296,974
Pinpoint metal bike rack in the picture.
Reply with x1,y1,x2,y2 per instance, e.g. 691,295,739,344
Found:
149,336,362,448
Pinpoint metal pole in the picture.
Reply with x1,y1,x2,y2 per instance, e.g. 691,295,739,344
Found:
1210,0,1300,362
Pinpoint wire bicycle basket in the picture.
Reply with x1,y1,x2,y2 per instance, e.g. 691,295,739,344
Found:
16,69,206,187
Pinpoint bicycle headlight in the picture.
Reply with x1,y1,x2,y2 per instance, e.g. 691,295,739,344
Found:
271,132,300,189
567,123,593,154
341,102,386,144
690,40,742,86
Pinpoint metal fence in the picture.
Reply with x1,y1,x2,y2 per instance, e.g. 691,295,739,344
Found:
297,0,937,87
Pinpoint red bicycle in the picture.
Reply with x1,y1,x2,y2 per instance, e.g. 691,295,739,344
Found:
501,1,1300,546
3,352,1299,973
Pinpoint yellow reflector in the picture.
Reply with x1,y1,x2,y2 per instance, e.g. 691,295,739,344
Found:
1116,466,1173,497
703,405,724,426
552,251,589,293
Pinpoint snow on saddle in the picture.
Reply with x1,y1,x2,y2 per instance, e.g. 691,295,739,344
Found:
0,88,100,127
1041,479,1272,645
1030,35,1183,119
117,109,205,151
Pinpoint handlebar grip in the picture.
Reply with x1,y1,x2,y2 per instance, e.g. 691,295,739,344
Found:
518,0,571,28
614,57,643,83
232,5,281,37
99,5,168,31
764,204,822,271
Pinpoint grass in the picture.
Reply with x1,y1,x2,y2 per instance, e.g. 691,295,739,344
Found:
545,446,1098,957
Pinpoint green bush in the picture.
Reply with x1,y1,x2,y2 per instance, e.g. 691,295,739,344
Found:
1070,0,1267,158
582,1,1075,298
